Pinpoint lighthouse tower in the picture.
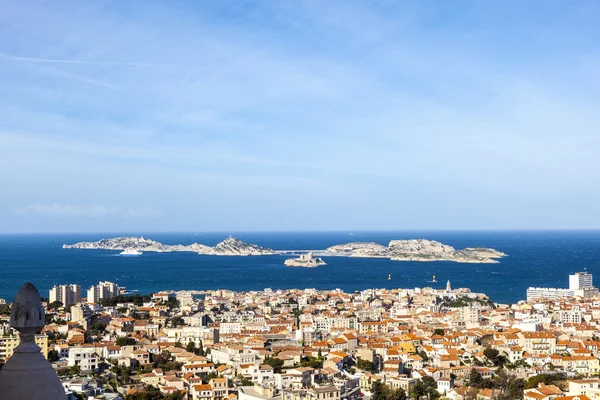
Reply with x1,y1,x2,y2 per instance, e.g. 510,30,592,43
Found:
446,280,452,291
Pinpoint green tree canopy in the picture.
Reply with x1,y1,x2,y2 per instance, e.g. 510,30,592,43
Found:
372,381,407,400
197,339,206,356
484,348,500,360
47,301,64,310
239,377,253,386
356,359,374,372
47,350,60,362
411,376,440,400
263,357,285,373
0,304,11,315
186,341,196,353
116,337,137,346
524,373,567,390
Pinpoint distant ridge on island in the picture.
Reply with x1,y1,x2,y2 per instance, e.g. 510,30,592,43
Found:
64,237,506,263
324,239,506,263
63,236,275,256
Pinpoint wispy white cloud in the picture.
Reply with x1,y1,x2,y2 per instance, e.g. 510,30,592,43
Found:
15,204,162,219
42,66,124,91
1,0,599,231
0,53,236,73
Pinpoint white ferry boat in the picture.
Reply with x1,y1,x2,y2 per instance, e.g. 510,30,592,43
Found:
120,249,143,256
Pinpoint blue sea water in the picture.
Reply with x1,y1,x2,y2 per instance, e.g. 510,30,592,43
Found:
1,231,599,304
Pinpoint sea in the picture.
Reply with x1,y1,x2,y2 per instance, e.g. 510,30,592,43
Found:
1,231,599,304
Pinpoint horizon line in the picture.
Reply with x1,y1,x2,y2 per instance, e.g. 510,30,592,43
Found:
1,228,600,235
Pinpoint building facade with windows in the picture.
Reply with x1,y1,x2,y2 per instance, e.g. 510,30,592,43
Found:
527,287,574,301
49,284,82,307
0,334,48,361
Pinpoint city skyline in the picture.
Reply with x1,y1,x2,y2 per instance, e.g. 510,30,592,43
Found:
2,0,600,233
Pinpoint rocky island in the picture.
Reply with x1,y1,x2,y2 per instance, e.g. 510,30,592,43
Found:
325,239,505,263
210,237,274,256
64,237,504,263
63,236,275,256
284,252,327,268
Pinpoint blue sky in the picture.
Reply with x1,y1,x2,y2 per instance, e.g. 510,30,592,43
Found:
1,0,599,233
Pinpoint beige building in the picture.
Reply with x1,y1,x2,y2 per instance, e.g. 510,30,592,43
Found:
238,384,278,400
569,379,600,400
460,305,482,324
387,376,417,393
282,385,341,400
563,357,600,377
0,334,48,361
210,377,228,400
518,331,557,355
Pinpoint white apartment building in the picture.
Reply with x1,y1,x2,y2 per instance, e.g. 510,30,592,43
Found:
165,326,220,347
239,384,278,400
49,284,82,307
257,365,275,384
332,315,357,329
570,272,593,290
275,374,297,390
282,385,341,400
219,322,242,335
526,287,573,301
68,347,99,371
559,307,584,324
87,281,121,304
209,346,259,367
313,317,333,332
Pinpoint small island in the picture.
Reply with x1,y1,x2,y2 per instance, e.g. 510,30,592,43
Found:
284,252,327,268
325,239,506,263
63,236,275,256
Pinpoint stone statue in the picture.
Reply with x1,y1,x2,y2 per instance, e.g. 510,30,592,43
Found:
0,282,65,399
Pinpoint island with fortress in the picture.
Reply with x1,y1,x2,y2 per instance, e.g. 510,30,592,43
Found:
284,252,327,267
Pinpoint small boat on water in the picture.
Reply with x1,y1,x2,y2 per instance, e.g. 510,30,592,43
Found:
120,249,143,256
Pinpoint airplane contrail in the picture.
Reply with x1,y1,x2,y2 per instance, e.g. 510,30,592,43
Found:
0,53,235,73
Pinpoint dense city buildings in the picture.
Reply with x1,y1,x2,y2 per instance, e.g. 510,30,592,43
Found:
4,273,600,399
